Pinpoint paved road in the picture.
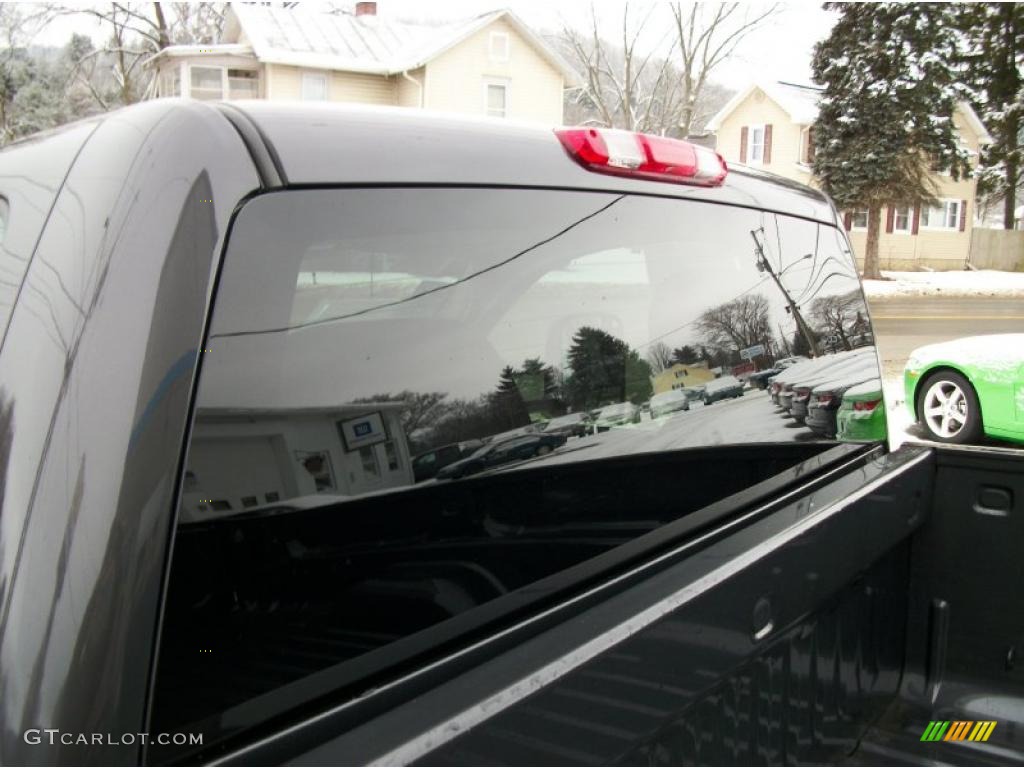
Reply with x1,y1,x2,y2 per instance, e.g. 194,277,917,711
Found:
868,296,1024,379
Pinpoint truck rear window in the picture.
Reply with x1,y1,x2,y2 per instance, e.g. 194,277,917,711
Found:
152,186,881,753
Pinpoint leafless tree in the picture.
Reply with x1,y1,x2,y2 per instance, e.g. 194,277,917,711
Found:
559,3,683,134
50,3,226,108
809,290,867,351
696,293,773,353
646,340,674,373
671,2,781,137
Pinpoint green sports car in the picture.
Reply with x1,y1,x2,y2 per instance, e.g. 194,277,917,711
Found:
904,334,1024,445
836,378,887,443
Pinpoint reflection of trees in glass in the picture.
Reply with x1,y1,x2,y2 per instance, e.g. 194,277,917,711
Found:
351,390,449,439
515,358,559,403
565,326,653,409
696,294,773,356
0,391,11,514
810,291,868,351
490,365,532,431
646,341,674,373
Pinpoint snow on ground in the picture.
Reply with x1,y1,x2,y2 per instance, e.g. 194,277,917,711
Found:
862,269,1024,298
883,377,913,450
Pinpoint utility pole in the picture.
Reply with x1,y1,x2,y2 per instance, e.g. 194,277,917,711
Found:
751,229,821,357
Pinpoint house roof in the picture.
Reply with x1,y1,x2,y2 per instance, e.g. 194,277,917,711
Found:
149,4,579,85
706,80,993,145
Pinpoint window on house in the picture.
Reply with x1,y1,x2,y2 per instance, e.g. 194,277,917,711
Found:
748,125,765,163
489,31,510,61
893,205,912,233
485,81,507,118
190,66,224,100
228,69,258,99
921,199,961,230
851,209,868,230
802,127,815,165
384,441,400,471
161,67,182,98
302,72,328,101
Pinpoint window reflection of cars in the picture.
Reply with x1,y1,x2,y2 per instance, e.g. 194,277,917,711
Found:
703,376,745,405
542,412,591,438
435,433,567,480
412,440,483,482
649,390,690,419
594,402,641,431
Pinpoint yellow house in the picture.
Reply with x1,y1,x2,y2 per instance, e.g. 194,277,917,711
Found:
651,363,716,396
706,81,993,271
143,2,578,126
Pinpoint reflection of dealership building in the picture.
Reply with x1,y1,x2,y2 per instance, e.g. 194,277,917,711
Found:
651,362,716,395
180,403,412,522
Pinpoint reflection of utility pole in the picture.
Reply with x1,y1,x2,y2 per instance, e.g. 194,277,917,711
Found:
751,229,821,357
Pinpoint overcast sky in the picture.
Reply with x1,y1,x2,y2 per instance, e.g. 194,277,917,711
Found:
34,1,837,89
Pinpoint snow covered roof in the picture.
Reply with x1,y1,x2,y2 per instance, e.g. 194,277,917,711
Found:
705,81,822,131
706,80,993,146
204,4,579,83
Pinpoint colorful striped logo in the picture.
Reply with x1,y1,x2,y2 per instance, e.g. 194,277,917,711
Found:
920,720,996,742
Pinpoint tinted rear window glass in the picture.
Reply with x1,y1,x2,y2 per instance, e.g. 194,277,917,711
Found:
153,187,882,752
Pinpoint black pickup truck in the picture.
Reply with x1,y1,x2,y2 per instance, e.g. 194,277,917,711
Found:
0,100,1021,766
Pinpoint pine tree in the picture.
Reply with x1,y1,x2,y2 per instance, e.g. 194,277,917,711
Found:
489,365,530,429
565,326,652,409
812,3,971,279
957,3,1024,229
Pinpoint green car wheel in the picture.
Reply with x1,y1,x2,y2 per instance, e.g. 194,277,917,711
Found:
916,370,983,445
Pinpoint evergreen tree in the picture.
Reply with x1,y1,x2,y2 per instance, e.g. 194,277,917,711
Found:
564,326,652,409
489,365,531,429
957,3,1024,229
516,357,559,402
812,3,970,279
671,344,699,366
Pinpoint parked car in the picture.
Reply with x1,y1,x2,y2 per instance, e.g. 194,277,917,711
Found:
805,361,880,438
747,368,779,390
542,412,591,438
6,101,1024,768
790,354,878,426
836,378,888,443
904,334,1024,445
412,440,483,482
649,389,691,419
593,401,642,431
435,433,567,480
703,375,744,404
772,349,873,412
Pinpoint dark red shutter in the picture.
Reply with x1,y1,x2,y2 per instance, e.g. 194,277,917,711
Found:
740,126,748,164
843,212,852,231
885,205,895,233
959,199,968,231
763,124,773,164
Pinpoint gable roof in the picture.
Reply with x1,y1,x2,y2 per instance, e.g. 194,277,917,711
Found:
706,80,993,145
214,4,579,84
705,81,821,131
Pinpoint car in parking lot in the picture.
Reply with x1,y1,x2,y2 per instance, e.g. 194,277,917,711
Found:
412,440,484,482
649,389,691,419
593,401,642,431
904,334,1024,445
790,354,878,426
771,348,873,413
435,433,567,479
805,360,880,438
835,378,887,443
541,411,592,438
702,375,744,404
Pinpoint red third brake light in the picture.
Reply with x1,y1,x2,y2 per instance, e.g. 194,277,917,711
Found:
555,128,728,187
